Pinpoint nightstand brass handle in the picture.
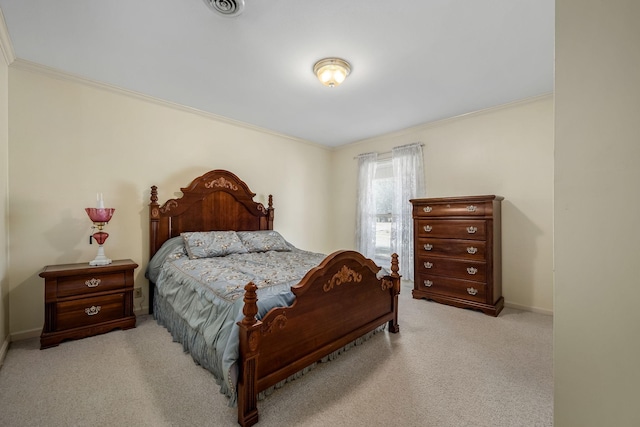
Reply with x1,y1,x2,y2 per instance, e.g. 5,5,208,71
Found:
467,205,477,212
424,280,433,287
424,262,433,269
85,306,101,316
85,278,101,288
423,225,432,232
424,243,433,251
467,247,478,254
467,267,478,275
467,287,478,296
423,206,432,213
466,226,477,234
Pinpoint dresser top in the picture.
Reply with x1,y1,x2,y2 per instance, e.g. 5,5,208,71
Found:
410,195,503,204
39,259,138,278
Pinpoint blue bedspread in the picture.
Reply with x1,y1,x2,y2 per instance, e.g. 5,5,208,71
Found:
148,239,326,405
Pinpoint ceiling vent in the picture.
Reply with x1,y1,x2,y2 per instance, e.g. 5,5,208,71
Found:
202,0,245,17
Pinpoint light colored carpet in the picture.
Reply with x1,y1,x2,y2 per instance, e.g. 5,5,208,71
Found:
0,282,552,426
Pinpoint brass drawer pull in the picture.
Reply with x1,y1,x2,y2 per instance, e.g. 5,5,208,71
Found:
467,205,477,212
424,280,433,287
467,267,478,275
423,225,432,232
85,278,101,288
85,306,101,316
424,243,433,251
424,262,433,269
466,226,477,234
467,247,478,254
423,206,432,213
467,287,478,296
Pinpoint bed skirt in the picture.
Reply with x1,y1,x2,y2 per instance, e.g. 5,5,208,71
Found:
153,290,386,407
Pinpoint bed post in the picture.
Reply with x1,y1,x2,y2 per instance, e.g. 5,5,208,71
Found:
388,253,401,333
267,195,274,230
238,282,260,427
148,185,160,315
149,185,160,258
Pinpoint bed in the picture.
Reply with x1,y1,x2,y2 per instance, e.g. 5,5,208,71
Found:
147,169,401,426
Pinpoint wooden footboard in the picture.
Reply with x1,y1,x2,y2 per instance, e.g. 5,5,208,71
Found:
237,250,401,426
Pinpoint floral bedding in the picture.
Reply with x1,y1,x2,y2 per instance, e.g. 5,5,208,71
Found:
146,232,326,405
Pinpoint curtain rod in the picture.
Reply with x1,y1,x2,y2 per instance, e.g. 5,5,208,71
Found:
353,143,424,160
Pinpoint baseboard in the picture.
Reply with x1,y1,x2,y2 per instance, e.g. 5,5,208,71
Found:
134,305,149,316
504,301,553,316
0,335,9,367
10,327,42,342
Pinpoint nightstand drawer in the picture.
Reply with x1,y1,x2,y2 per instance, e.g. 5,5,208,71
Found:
56,294,125,331
57,272,128,298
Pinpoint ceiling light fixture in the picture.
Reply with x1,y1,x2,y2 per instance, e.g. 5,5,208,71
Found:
313,58,351,88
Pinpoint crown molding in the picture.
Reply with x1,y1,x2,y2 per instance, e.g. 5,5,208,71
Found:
10,58,330,151
337,93,554,152
0,8,16,65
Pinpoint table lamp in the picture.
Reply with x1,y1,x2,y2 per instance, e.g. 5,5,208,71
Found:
85,193,115,266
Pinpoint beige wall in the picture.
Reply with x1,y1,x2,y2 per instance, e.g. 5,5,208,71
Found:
7,64,333,336
0,21,9,356
555,1,640,425
331,96,554,314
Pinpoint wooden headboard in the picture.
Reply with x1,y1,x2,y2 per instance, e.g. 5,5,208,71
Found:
149,169,274,259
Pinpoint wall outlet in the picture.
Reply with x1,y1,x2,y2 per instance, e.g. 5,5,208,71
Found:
134,287,143,298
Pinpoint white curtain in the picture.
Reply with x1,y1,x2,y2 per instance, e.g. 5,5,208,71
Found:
355,152,378,259
391,143,425,280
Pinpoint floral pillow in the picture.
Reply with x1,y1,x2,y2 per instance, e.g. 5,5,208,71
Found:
237,231,291,253
181,231,248,259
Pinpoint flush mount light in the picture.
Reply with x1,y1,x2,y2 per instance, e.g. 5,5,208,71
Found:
202,0,245,17
313,58,351,88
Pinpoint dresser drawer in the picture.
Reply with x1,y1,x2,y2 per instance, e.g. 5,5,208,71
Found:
413,201,487,217
416,219,486,240
56,272,128,298
418,257,486,282
417,274,486,303
416,237,486,260
56,294,126,331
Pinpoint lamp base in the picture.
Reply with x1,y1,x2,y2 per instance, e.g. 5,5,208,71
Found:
89,245,112,266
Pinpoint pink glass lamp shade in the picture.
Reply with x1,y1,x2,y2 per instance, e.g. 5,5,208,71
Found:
85,208,116,266
85,208,115,224
92,231,109,245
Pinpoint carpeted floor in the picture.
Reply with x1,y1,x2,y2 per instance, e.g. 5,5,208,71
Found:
0,281,552,426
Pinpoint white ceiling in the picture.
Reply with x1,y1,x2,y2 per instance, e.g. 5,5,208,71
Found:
0,0,554,147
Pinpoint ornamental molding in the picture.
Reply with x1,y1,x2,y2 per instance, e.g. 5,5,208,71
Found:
205,177,238,191
261,313,287,335
381,278,394,291
323,265,362,292
159,200,178,213
248,331,259,352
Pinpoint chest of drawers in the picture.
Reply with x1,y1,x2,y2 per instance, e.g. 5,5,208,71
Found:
39,259,138,348
410,196,504,316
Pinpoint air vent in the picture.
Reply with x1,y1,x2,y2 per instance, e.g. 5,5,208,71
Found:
202,0,245,17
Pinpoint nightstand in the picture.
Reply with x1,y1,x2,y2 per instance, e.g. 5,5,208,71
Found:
39,259,138,349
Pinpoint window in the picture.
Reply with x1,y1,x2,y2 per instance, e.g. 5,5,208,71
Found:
373,159,393,267
356,143,424,279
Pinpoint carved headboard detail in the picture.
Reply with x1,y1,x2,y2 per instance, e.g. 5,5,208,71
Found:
149,169,274,259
